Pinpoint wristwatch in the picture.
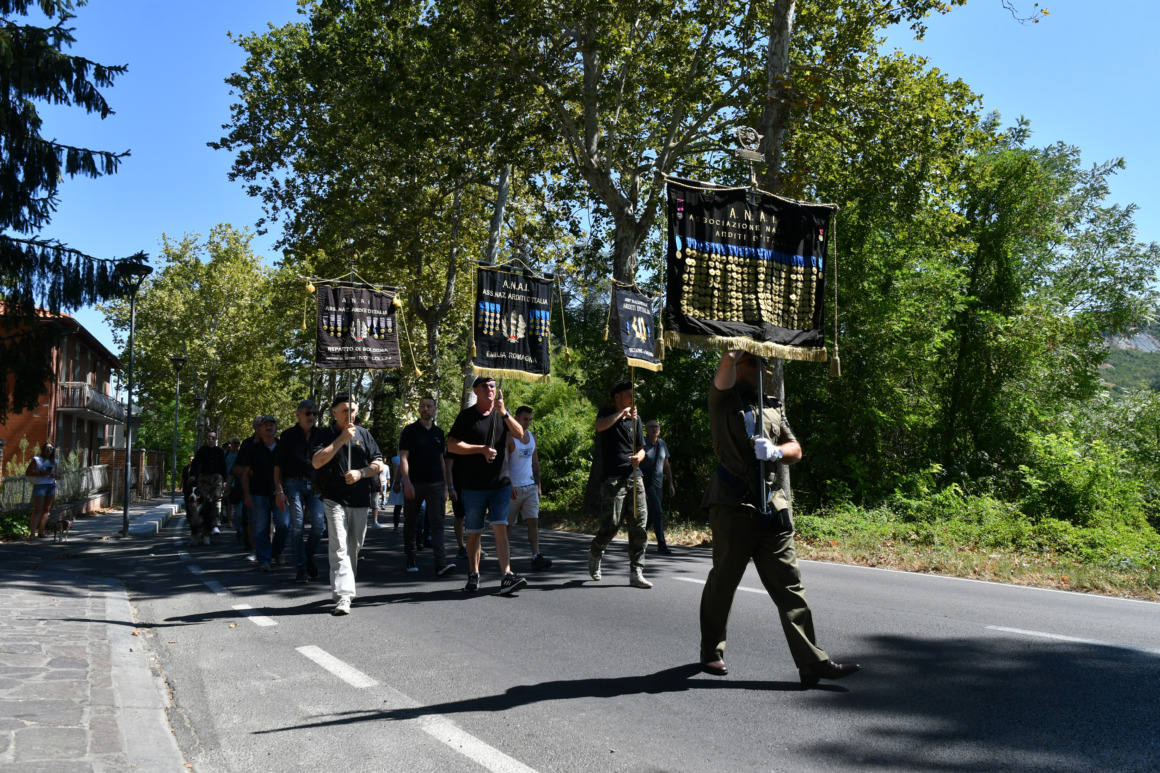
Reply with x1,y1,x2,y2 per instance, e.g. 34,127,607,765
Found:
502,412,511,419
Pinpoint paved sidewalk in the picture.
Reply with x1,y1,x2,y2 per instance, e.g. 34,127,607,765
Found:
0,500,187,771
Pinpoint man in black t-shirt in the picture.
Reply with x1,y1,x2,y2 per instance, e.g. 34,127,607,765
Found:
237,417,288,572
190,431,228,544
274,399,325,584
447,376,528,595
311,393,385,615
589,380,652,589
399,396,456,576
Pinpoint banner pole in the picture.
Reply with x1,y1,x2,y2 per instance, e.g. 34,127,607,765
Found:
630,365,639,528
757,357,767,513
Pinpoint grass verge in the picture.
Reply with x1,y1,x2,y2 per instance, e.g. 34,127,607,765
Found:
541,507,1160,602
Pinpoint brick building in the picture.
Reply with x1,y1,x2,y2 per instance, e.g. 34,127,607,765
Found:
1,309,126,468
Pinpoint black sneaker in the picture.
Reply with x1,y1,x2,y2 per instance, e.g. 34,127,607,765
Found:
463,572,480,592
479,548,489,560
306,560,319,579
497,572,528,596
295,569,308,583
456,546,468,559
531,554,553,571
436,563,456,576
406,557,418,573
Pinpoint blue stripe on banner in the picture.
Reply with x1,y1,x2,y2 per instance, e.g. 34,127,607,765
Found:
684,236,823,270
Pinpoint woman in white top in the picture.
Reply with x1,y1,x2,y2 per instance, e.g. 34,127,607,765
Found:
25,443,59,538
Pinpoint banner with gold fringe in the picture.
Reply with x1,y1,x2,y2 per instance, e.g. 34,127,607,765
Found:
614,286,662,372
315,283,401,369
471,266,553,382
663,178,831,362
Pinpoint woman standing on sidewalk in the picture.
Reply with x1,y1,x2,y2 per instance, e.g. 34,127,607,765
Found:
25,443,58,538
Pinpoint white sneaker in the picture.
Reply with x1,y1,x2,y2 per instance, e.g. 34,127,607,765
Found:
212,527,221,535
245,553,258,562
333,597,351,615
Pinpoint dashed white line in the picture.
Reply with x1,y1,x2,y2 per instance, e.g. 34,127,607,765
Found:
418,716,540,773
295,646,541,772
178,551,192,561
232,604,277,627
986,626,1160,655
673,576,765,594
187,564,206,575
202,579,230,597
296,645,377,687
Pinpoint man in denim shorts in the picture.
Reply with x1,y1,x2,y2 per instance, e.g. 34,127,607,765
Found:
447,376,528,595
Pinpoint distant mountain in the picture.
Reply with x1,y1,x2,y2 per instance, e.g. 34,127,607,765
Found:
1102,322,1160,395
1107,329,1160,353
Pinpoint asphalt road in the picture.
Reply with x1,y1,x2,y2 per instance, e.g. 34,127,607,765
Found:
116,518,1159,773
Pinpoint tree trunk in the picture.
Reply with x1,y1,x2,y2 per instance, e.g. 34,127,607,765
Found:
756,0,796,514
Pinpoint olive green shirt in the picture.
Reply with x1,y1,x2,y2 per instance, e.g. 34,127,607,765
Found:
703,382,795,513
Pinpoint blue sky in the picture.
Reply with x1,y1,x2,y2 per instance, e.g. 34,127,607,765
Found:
27,0,1160,355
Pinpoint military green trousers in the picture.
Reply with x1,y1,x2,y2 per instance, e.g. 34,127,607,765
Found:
699,503,828,668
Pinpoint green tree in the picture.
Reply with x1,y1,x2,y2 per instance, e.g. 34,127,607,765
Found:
101,225,308,441
0,0,140,419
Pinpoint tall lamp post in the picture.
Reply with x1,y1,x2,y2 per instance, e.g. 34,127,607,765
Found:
169,355,187,503
116,257,153,537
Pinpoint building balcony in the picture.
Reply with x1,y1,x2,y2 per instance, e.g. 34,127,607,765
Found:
57,382,127,425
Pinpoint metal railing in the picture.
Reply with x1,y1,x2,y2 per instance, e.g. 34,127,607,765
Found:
0,462,163,509
57,382,127,424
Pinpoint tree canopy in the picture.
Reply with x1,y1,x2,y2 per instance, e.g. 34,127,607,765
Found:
0,0,140,419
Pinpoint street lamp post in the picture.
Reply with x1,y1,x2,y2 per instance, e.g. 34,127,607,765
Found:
116,257,153,537
169,355,187,504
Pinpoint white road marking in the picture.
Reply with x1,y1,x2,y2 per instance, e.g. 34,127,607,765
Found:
295,646,541,772
673,576,765,594
986,626,1160,655
232,604,277,627
187,564,205,575
178,551,191,561
202,579,230,597
418,716,540,773
296,645,377,688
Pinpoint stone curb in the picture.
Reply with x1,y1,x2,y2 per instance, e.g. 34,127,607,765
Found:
126,504,180,537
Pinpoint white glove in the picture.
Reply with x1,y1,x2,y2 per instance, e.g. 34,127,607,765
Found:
753,438,783,461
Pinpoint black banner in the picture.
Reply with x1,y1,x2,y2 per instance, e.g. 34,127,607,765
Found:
472,267,553,382
315,283,401,370
663,178,831,362
615,287,662,372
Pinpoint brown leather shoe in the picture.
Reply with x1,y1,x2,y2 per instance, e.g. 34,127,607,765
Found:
799,659,861,686
701,660,728,676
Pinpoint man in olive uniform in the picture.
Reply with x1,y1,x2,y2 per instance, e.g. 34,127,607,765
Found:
699,350,860,686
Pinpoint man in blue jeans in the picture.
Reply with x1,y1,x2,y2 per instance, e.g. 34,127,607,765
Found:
447,376,528,595
275,399,325,583
237,416,289,572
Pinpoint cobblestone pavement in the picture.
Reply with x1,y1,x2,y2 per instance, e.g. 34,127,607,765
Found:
0,501,186,771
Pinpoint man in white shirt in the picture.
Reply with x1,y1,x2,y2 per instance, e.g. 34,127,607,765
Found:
507,405,551,571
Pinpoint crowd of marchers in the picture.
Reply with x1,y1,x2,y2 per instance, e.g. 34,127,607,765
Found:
177,358,859,685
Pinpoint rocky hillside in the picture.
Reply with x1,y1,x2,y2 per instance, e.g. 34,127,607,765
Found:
1102,323,1160,395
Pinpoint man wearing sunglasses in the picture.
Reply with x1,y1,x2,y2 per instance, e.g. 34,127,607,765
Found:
275,399,326,583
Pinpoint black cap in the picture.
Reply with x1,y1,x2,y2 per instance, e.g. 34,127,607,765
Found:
330,393,352,409
610,380,632,398
297,399,318,411
472,376,496,388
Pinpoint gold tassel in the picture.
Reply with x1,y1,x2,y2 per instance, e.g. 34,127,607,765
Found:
306,281,315,293
829,354,841,378
415,366,423,378
392,296,402,308
471,341,477,358
564,347,573,364
656,336,665,360
602,325,609,342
